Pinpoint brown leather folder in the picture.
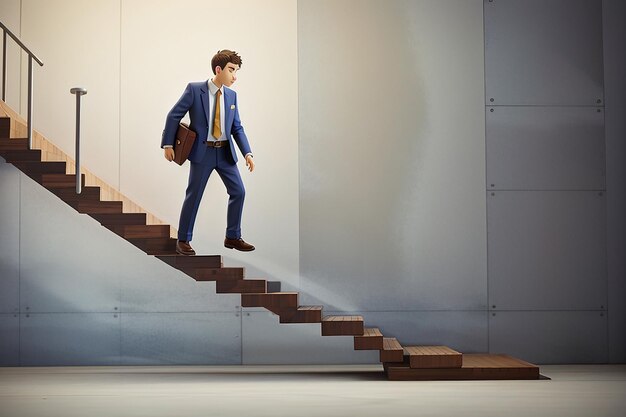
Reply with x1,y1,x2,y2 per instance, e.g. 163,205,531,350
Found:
173,122,196,165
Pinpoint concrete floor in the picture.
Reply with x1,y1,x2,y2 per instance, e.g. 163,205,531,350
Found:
0,364,625,417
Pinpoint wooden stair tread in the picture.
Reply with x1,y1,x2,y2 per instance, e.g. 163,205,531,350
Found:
380,337,404,363
216,279,267,294
106,224,169,238
53,186,101,201
296,306,322,311
41,174,85,188
89,212,147,225
321,315,364,336
0,149,42,161
322,315,363,322
403,346,463,369
386,354,540,381
181,267,245,281
354,327,383,350
0,138,28,150
157,255,223,269
241,292,299,315
279,305,323,324
404,345,461,356
127,237,177,255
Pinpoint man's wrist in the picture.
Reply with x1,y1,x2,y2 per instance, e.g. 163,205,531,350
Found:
164,145,173,149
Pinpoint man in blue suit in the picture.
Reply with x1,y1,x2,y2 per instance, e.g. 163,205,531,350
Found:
161,50,255,255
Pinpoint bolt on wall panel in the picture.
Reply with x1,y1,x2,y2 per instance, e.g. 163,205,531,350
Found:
487,190,607,310
20,313,121,366
485,0,604,105
486,106,606,190
489,311,608,364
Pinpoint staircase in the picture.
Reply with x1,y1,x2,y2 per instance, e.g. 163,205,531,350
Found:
0,114,540,380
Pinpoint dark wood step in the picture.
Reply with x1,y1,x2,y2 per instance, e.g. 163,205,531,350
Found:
41,174,85,188
385,354,540,381
89,212,147,225
216,279,267,294
241,292,299,315
0,117,10,138
279,306,323,324
0,138,27,150
157,255,223,270
380,337,404,363
404,346,462,369
14,161,66,175
105,224,170,239
127,237,177,255
354,327,384,350
181,267,245,281
321,316,364,336
0,149,41,162
69,200,123,214
52,186,101,202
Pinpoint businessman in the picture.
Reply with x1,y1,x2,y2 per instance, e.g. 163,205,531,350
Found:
161,50,255,255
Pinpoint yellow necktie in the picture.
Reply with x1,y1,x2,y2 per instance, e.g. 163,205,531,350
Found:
212,89,222,139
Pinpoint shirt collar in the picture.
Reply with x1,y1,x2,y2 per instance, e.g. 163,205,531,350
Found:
208,79,223,95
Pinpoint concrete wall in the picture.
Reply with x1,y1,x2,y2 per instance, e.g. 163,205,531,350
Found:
0,0,624,365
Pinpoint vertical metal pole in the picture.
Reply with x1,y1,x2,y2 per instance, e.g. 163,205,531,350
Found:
27,56,33,149
70,88,87,194
2,31,6,102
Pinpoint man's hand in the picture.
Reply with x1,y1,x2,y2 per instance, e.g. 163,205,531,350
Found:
246,154,255,172
164,148,175,162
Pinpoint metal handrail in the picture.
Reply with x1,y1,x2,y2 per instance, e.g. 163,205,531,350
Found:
70,88,87,194
0,20,44,149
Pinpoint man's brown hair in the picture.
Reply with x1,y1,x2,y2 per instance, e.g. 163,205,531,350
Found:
211,50,242,74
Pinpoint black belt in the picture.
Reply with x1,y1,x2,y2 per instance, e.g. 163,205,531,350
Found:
207,140,229,148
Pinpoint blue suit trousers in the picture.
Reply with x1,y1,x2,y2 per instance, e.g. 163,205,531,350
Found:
178,145,245,242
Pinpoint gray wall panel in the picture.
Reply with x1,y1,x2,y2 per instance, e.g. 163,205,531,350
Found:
489,311,608,364
0,163,20,313
20,313,121,366
299,0,487,313
19,175,121,313
121,312,241,365
0,314,19,366
486,106,606,190
488,191,607,310
485,0,604,105
603,0,626,363
241,311,378,364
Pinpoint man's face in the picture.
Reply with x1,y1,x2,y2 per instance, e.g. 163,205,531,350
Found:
215,62,239,87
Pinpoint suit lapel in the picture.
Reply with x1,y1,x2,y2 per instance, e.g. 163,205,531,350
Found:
223,89,233,135
200,82,210,125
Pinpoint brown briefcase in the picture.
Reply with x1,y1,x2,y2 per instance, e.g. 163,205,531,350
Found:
173,122,196,165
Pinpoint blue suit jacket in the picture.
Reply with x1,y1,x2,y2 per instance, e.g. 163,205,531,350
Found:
161,81,251,164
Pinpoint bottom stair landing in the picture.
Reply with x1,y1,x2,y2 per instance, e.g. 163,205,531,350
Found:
385,354,540,381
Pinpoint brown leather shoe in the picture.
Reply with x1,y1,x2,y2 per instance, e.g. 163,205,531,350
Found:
176,240,196,256
224,237,255,252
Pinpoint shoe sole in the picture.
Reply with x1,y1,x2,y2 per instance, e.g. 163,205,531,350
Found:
224,244,255,252
176,248,195,256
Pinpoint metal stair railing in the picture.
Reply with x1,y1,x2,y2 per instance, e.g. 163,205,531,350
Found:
1,20,44,149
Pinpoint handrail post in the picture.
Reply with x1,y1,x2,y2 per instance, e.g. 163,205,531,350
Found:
70,87,87,194
2,31,6,101
27,56,33,148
